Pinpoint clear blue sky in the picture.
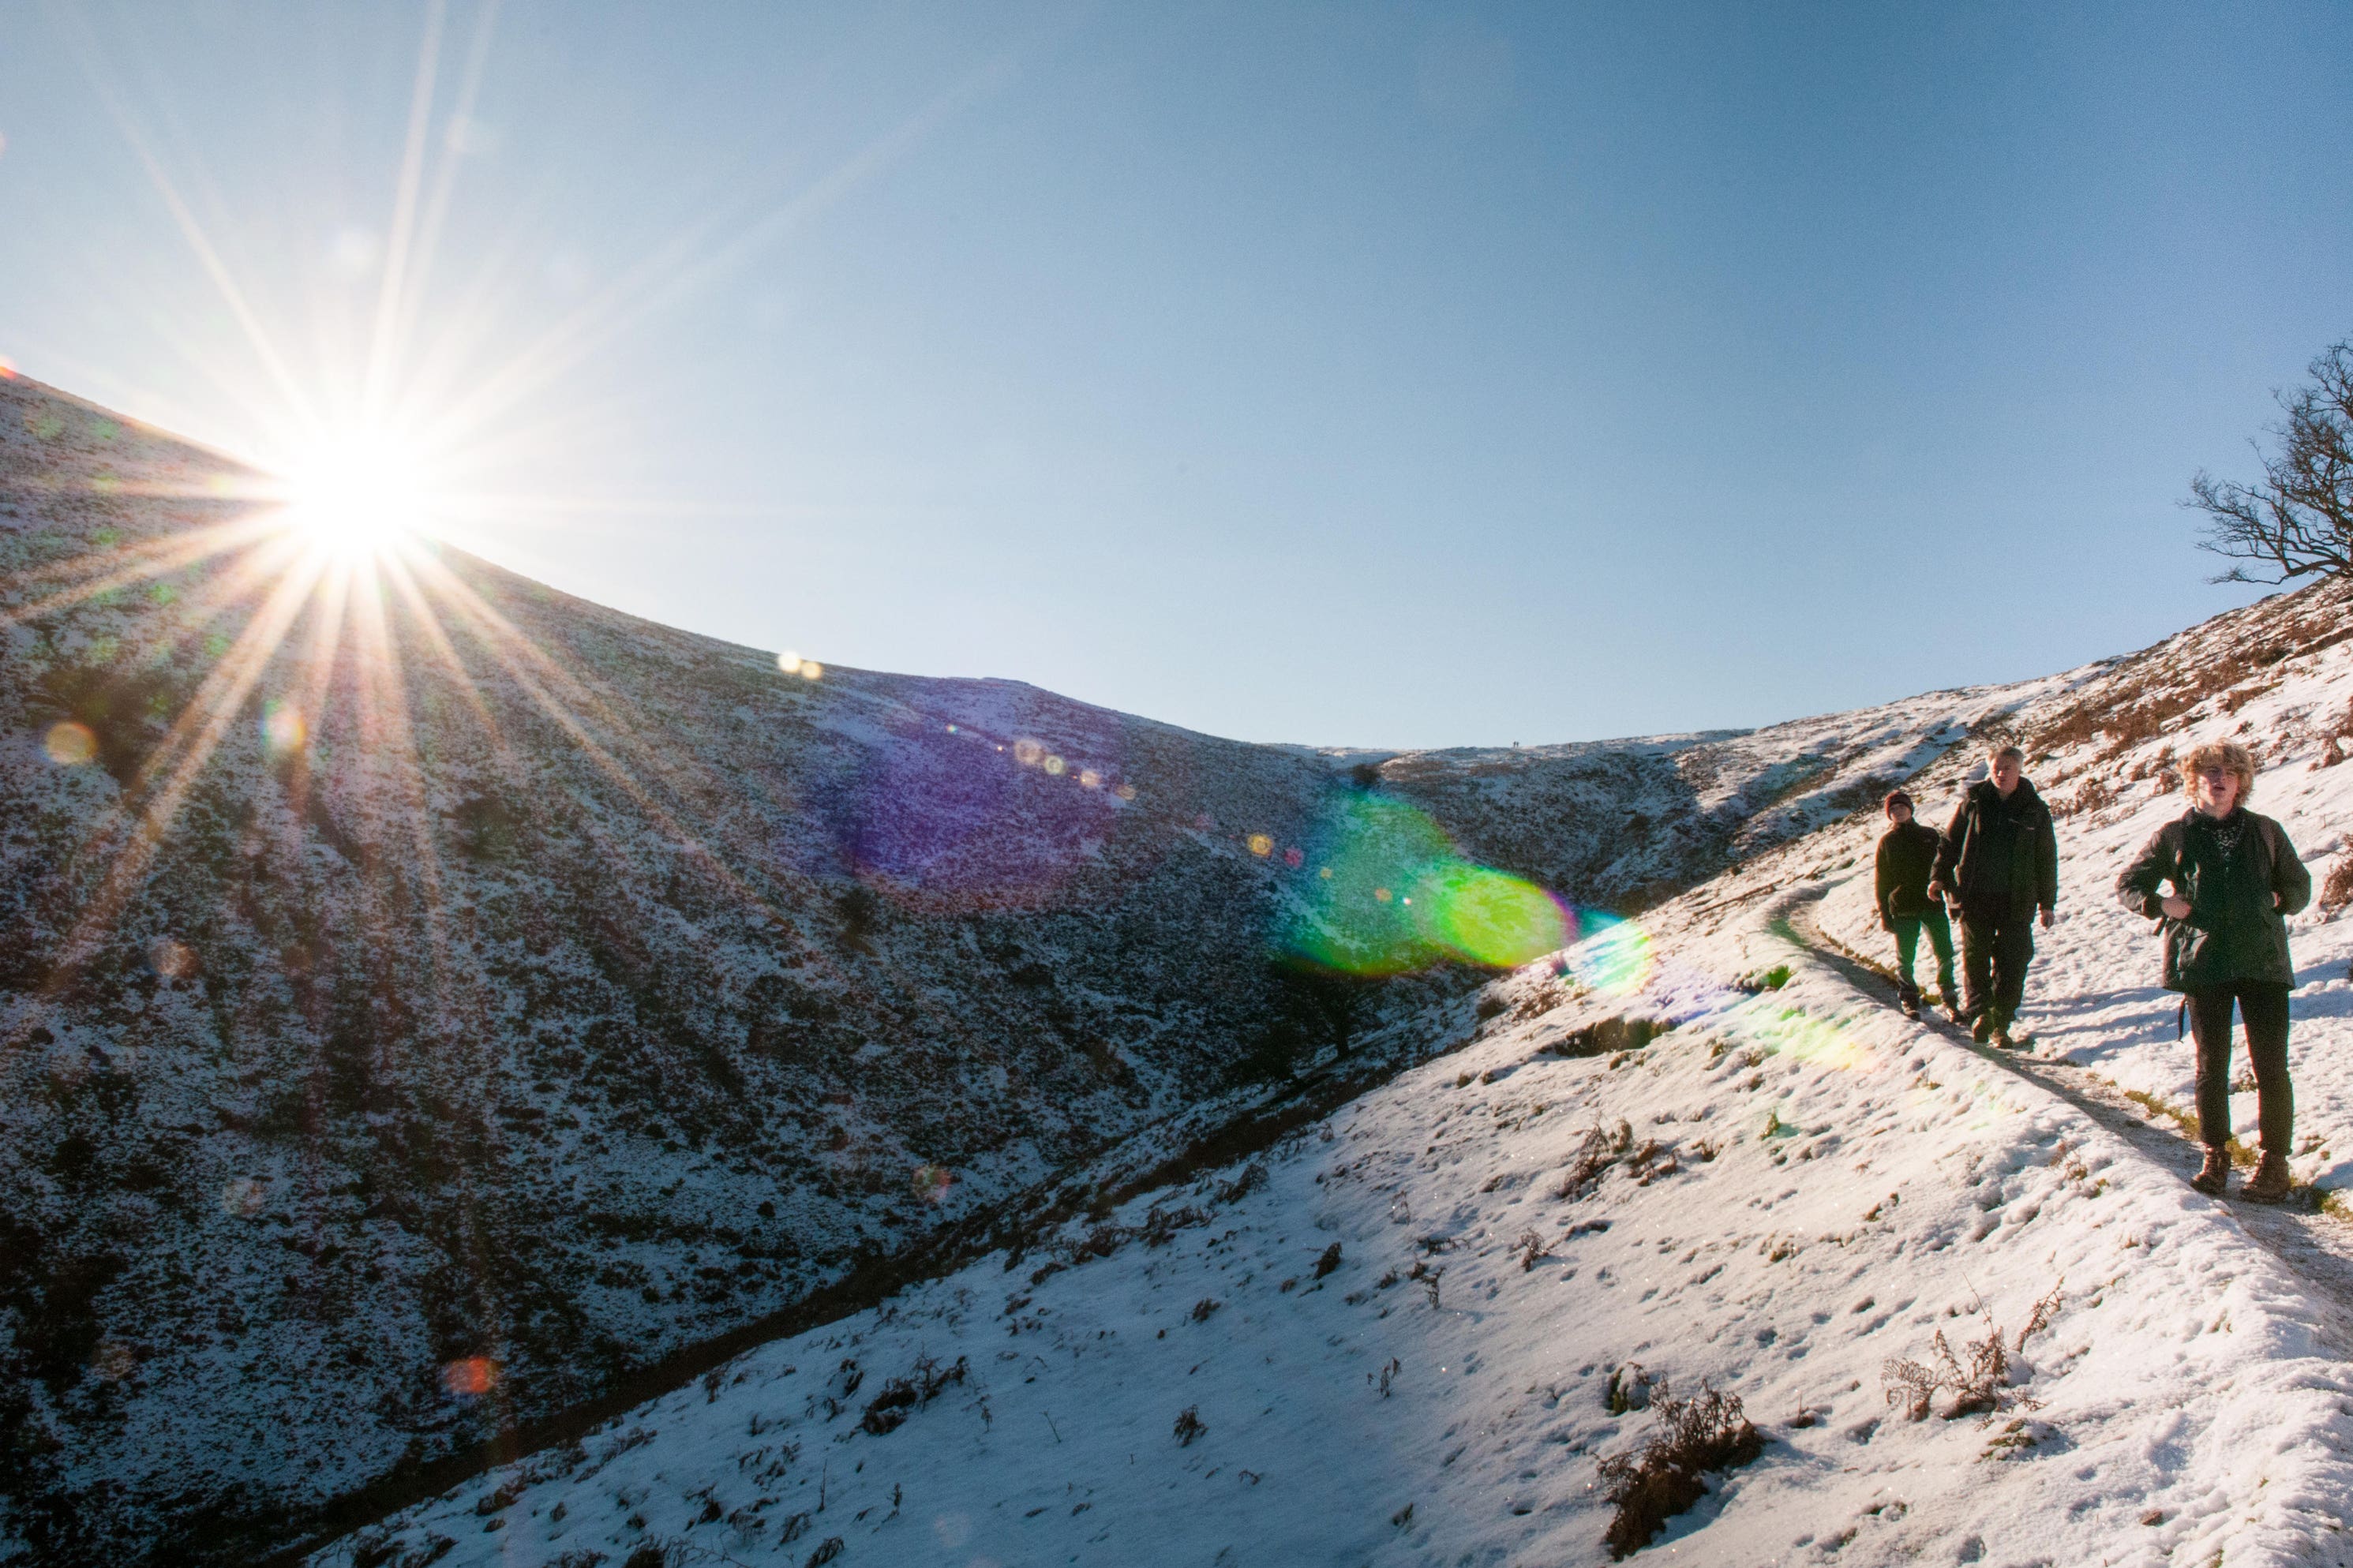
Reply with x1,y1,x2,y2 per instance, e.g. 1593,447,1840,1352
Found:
5,2,2350,749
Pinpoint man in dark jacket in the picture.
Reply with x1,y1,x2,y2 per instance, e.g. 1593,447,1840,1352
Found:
1926,745,2058,1047
1875,789,1956,1021
2115,740,2311,1201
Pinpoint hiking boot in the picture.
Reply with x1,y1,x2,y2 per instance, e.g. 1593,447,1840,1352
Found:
1900,996,1920,1020
1945,1002,1966,1027
1970,1013,1993,1044
2243,1152,2293,1204
1990,1024,2016,1050
2190,1147,2230,1196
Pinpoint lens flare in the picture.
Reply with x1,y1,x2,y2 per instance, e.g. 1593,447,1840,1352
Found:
1423,863,1575,967
1248,833,1273,857
777,650,804,675
1563,914,1654,995
440,1357,499,1398
1276,792,1575,976
44,720,97,766
260,699,306,756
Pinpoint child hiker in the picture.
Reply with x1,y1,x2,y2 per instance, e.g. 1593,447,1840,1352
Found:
1875,788,1958,1022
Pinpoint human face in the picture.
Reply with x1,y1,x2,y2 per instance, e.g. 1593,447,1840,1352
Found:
2193,765,2242,817
1886,802,1913,825
1989,754,2021,796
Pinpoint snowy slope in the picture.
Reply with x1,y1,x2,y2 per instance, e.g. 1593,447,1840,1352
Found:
0,373,2029,1567
317,584,2353,1567
1804,580,2353,1187
317,899,2353,1568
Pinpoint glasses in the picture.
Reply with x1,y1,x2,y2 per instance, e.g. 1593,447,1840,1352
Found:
2196,768,2234,783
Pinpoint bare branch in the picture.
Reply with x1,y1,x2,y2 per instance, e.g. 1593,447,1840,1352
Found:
2187,339,2353,584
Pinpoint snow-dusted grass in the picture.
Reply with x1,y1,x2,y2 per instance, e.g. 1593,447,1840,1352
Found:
318,586,2353,1568
321,891,2353,1566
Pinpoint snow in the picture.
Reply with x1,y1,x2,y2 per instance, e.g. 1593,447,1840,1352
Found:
320,588,2353,1567
316,912,2353,1565
12,369,2353,1565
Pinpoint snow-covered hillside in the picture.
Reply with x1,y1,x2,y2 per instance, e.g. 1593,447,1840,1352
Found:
317,582,2353,1566
0,374,2043,1567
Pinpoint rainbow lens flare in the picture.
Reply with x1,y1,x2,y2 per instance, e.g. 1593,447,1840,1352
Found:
1562,914,1655,996
43,720,97,767
260,699,306,756
1276,793,1575,975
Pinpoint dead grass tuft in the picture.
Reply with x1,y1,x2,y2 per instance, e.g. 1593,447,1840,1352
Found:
1595,1379,1764,1559
2321,858,2353,916
1882,1282,2062,1423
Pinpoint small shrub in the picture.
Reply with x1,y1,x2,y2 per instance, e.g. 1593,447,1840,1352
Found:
1173,1405,1207,1445
1554,1125,1618,1199
860,1352,969,1434
1474,994,1508,1020
1216,1162,1269,1204
1405,1259,1444,1308
1189,1297,1221,1323
623,1547,670,1568
1515,1228,1546,1272
1313,1241,1343,1278
1547,1016,1673,1058
473,1480,523,1517
1882,1282,2062,1423
1595,1379,1763,1559
804,1539,845,1568
1141,1204,1211,1247
1604,1364,1650,1415
2321,858,2353,916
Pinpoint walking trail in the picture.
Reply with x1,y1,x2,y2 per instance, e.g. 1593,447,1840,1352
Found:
1781,878,2353,1336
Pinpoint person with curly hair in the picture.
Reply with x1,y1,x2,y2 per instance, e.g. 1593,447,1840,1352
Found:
2115,739,2312,1201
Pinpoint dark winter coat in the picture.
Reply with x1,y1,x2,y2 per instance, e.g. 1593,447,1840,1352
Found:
2115,808,2310,991
1874,820,1943,927
1930,778,2059,915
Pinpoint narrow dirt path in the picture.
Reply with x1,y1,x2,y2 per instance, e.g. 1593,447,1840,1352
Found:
1773,882,2353,1323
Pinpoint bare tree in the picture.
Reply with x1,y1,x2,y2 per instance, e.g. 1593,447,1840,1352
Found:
2187,339,2353,583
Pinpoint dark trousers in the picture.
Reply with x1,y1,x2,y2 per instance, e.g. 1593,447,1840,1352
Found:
2188,981,2292,1155
1889,909,1956,1006
1958,901,2036,1025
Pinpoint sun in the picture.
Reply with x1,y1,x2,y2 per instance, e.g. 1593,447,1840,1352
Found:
278,427,432,558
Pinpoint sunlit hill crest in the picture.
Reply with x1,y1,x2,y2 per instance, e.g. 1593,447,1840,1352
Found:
0,365,2036,1566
